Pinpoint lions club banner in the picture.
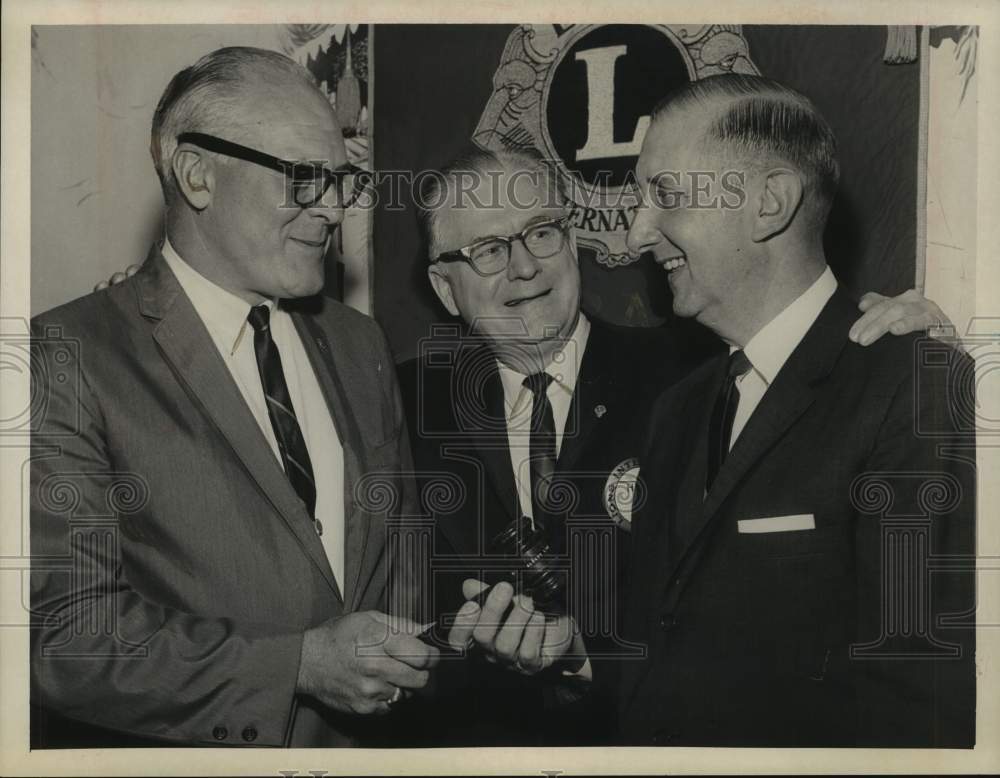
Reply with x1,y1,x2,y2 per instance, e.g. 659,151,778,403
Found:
373,25,923,362
472,24,759,270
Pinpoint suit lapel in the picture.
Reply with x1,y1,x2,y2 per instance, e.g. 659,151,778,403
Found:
668,359,725,566
292,311,370,610
699,370,814,521
557,322,611,472
672,288,858,563
138,249,342,602
468,358,521,540
425,344,519,554
627,289,858,710
620,373,710,709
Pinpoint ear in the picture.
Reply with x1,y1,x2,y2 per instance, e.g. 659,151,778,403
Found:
751,168,803,242
428,265,460,317
171,145,213,210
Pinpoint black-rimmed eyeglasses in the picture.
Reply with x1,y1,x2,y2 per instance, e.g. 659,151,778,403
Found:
431,216,573,277
176,132,373,208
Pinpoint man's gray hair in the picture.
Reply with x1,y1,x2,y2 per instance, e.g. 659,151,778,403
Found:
416,145,568,258
653,73,840,222
150,46,318,203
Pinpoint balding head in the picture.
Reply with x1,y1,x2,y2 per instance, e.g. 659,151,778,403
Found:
627,74,838,345
651,74,839,228
419,144,581,371
416,145,567,259
152,46,348,305
150,47,324,204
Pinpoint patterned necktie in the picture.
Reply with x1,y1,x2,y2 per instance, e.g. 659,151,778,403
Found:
247,305,320,534
523,371,557,532
706,349,752,492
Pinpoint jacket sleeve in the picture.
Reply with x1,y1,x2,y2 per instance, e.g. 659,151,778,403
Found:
853,340,976,747
30,325,303,746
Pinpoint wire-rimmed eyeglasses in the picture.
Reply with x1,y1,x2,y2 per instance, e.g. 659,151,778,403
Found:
430,216,573,277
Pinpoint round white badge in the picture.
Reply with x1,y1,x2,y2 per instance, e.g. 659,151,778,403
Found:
603,458,641,531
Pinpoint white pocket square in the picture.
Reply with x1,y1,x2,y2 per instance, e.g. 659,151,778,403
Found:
738,514,815,534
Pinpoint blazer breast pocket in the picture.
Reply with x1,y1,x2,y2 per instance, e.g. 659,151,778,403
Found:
735,517,846,560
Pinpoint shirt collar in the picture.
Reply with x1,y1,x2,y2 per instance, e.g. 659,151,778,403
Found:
161,237,274,356
738,266,837,386
497,313,591,403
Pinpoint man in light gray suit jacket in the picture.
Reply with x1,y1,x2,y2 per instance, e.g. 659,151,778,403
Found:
30,47,437,747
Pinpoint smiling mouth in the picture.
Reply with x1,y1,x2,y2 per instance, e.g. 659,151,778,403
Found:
659,257,687,273
290,236,328,248
504,290,552,307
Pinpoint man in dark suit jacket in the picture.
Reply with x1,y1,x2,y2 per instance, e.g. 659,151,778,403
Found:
31,47,436,747
620,74,976,747
396,310,714,745
389,144,953,746
386,147,693,745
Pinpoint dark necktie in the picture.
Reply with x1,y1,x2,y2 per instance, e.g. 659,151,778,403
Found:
706,349,752,492
247,305,320,535
522,371,557,532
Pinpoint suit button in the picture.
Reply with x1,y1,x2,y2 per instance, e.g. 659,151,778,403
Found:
659,612,677,631
242,726,258,742
212,726,228,741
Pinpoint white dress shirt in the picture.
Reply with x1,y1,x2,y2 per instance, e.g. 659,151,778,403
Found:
497,314,591,524
497,313,593,680
162,239,345,587
730,266,838,446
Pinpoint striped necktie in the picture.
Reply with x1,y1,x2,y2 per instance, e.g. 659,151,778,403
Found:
247,304,320,534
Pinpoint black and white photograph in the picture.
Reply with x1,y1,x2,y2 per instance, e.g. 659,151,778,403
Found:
1,1,998,775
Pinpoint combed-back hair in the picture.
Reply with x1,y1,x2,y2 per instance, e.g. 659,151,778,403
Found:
416,144,567,258
652,74,839,219
150,46,318,203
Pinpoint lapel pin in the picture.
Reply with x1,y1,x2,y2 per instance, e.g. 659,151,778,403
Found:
316,338,327,352
594,404,607,418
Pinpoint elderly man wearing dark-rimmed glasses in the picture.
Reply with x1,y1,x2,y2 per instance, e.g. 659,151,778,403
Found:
31,45,436,749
